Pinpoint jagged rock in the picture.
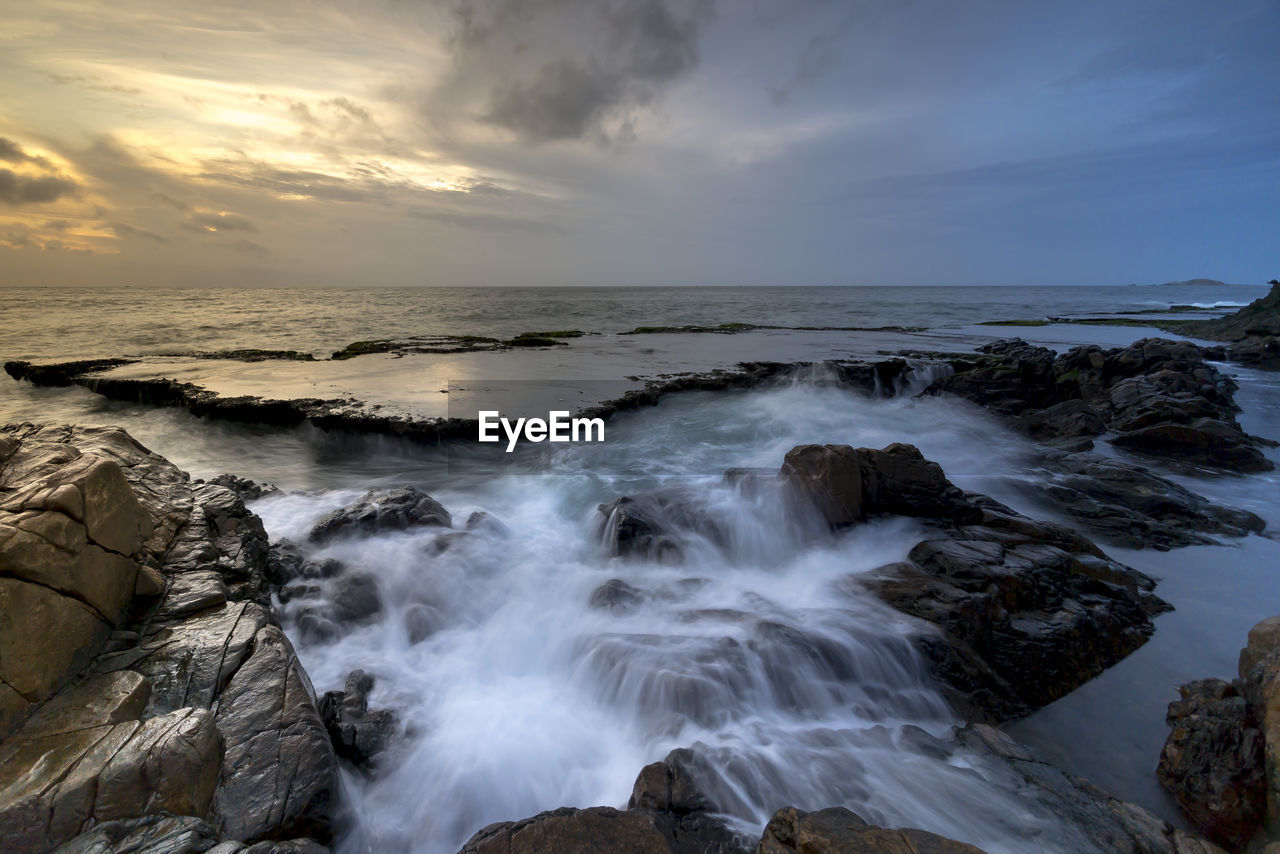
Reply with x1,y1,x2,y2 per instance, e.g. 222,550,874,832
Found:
0,707,223,852
267,539,307,585
318,669,397,771
329,573,382,625
927,337,1273,473
207,473,280,502
1023,450,1265,549
0,424,336,849
1157,679,1264,847
756,806,987,854
309,486,451,542
628,749,746,853
779,443,977,527
1226,335,1280,370
212,626,335,844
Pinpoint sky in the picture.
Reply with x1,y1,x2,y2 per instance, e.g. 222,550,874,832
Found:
0,0,1277,288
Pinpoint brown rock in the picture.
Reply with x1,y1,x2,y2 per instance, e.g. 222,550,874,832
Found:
756,806,988,854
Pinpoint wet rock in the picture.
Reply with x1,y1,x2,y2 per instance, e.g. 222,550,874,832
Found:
1023,450,1266,550
589,578,644,611
207,473,280,502
1112,418,1273,473
319,669,397,772
756,806,988,854
459,806,676,854
310,485,451,542
854,470,1164,719
267,539,307,585
959,724,1227,854
404,602,443,644
1226,335,1280,371
598,487,728,562
0,707,223,852
48,815,224,853
330,572,382,624
1157,679,1264,847
212,625,336,844
466,511,511,537
779,443,977,527
629,748,747,853
927,337,1273,473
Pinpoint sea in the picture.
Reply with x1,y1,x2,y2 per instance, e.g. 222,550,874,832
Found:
2,283,1277,854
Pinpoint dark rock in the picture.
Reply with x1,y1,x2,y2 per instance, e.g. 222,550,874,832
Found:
1181,283,1280,342
460,806,675,854
1022,450,1266,549
756,806,987,854
267,539,307,585
1156,679,1264,847
628,749,747,854
598,487,728,562
207,473,280,502
330,573,382,624
1226,335,1280,371
779,443,977,527
319,669,397,772
589,578,644,611
1018,400,1106,441
310,486,451,542
404,602,443,643
1112,418,1273,472
465,510,510,537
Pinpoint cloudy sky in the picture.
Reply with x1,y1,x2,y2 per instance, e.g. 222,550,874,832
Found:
1,0,1276,287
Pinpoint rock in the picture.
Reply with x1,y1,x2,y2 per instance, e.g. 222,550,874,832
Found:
207,473,280,502
266,539,307,585
0,425,337,847
779,443,976,527
1240,616,1280,678
756,806,987,854
1112,418,1273,473
465,511,510,537
927,337,1273,473
318,669,397,771
1022,450,1266,550
459,806,675,854
0,707,223,852
628,749,746,853
1157,679,1265,847
403,603,442,644
212,626,335,844
1181,283,1280,342
1018,400,1107,441
855,481,1163,718
589,579,643,611
959,724,1229,854
598,487,728,562
309,486,451,542
1227,335,1280,371
330,573,382,625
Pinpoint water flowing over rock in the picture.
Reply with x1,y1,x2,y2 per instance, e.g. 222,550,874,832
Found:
319,669,398,772
926,337,1274,472
309,485,451,542
0,424,335,853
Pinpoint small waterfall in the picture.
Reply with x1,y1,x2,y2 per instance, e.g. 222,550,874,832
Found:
896,359,954,397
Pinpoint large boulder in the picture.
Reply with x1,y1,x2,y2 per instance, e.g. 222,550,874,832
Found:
598,487,731,562
309,485,450,542
779,443,975,527
0,424,336,851
756,806,987,854
1181,283,1280,342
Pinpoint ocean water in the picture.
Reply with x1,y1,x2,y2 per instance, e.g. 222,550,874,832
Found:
3,283,1278,853
0,282,1265,361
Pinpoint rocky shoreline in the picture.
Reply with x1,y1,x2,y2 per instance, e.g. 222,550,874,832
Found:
3,420,1249,853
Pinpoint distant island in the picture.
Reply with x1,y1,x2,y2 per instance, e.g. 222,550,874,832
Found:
1161,278,1226,286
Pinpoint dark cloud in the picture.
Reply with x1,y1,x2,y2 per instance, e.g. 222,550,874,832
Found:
0,137,52,168
0,169,79,205
443,0,714,143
